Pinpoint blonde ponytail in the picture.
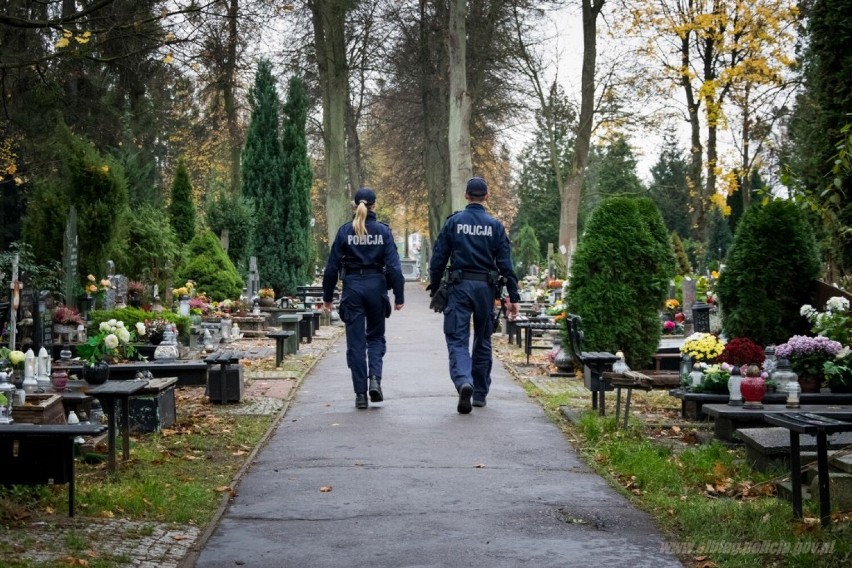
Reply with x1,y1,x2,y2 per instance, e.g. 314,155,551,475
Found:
353,200,369,237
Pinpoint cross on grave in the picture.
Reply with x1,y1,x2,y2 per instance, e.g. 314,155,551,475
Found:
248,256,260,300
7,255,20,350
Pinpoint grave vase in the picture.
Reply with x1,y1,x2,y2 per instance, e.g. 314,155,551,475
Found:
740,376,766,409
83,360,110,385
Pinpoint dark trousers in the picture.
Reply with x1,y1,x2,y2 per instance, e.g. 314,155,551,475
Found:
339,274,388,394
443,279,494,401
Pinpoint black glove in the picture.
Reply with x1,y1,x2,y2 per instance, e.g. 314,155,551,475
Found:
429,285,448,313
425,282,435,297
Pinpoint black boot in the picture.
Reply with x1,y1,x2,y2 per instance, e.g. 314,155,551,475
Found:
355,393,368,409
368,376,383,402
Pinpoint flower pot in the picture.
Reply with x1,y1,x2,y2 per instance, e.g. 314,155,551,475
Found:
259,297,276,307
82,360,110,385
798,375,822,393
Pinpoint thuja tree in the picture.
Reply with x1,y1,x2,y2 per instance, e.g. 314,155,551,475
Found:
241,59,288,291
671,232,692,276
169,158,196,243
279,75,314,293
513,224,541,277
717,199,821,346
23,125,129,277
176,229,243,301
565,196,675,369
205,189,255,273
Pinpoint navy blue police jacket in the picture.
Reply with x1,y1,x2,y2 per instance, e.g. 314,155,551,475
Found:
429,203,520,303
322,210,405,304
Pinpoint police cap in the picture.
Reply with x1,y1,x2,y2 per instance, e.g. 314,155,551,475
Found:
465,177,488,197
353,187,376,205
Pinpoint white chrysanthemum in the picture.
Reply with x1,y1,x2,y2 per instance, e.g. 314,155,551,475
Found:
117,328,131,343
115,320,125,329
99,322,111,333
800,304,816,318
108,319,118,327
104,334,119,349
135,322,146,335
825,296,849,313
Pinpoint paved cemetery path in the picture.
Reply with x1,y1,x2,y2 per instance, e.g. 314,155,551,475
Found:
188,285,683,568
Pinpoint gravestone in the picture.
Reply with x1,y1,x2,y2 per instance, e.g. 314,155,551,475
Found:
112,275,128,309
248,256,260,300
682,278,696,336
35,291,53,352
63,207,78,307
104,261,116,310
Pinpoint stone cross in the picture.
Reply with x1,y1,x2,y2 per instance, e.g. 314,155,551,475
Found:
248,256,260,300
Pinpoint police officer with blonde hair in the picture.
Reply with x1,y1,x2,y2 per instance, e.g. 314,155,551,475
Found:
323,188,405,409
429,177,520,414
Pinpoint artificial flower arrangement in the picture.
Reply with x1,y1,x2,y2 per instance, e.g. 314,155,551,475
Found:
77,319,144,365
680,332,725,363
800,296,852,345
718,337,766,367
259,288,275,299
774,335,843,380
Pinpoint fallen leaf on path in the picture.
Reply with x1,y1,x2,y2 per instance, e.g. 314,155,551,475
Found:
320,486,333,492
474,463,486,468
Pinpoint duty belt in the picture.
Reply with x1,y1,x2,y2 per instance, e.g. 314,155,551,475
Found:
458,270,491,282
346,266,384,275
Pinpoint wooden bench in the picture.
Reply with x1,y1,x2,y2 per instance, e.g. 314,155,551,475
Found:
702,403,852,442
565,314,618,415
669,388,852,420
764,412,852,527
296,286,338,308
515,320,561,364
204,351,245,404
0,423,106,516
601,370,681,427
87,380,149,473
267,330,297,366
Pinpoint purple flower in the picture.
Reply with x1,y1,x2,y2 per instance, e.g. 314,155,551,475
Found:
775,335,842,359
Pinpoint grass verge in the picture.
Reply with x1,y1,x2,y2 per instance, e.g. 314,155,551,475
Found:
523,374,852,568
0,387,276,567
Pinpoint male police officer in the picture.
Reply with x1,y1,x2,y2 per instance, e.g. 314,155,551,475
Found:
429,177,520,414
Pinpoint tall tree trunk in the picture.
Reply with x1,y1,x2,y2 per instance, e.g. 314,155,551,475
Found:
681,31,704,242
741,83,751,210
559,0,604,268
223,0,241,196
345,98,363,192
447,0,471,212
310,0,350,244
420,0,451,241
